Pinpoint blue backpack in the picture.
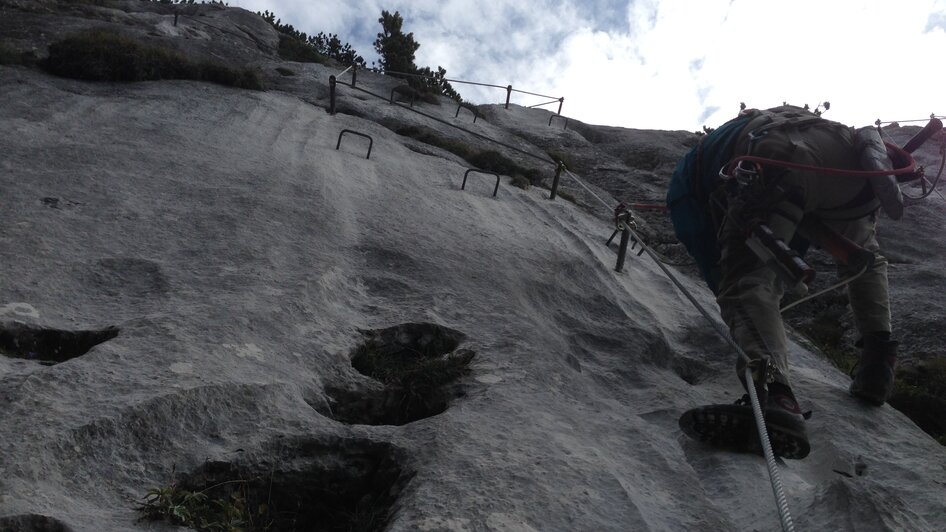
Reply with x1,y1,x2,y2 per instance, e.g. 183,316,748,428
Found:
666,114,755,294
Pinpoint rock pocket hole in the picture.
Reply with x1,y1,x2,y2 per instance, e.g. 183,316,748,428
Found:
0,322,119,365
139,438,411,532
0,514,73,532
320,322,475,426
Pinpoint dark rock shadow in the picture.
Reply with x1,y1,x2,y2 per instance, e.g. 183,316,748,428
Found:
147,437,412,532
0,514,74,532
315,322,475,426
0,322,118,365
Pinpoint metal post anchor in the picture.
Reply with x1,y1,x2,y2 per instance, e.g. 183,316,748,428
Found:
549,161,565,200
329,75,336,115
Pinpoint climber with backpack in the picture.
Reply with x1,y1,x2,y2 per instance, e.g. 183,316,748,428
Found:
667,104,935,459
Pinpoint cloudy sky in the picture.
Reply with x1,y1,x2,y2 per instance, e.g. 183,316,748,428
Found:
228,0,945,131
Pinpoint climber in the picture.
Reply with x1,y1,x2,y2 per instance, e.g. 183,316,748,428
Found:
672,105,901,459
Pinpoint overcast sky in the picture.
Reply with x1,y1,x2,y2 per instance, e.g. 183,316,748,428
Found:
229,0,945,131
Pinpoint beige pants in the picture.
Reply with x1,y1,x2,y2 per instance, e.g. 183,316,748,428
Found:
716,123,892,387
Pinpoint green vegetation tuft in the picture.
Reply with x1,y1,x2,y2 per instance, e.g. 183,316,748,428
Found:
352,339,472,392
394,125,474,159
374,10,462,102
44,30,262,90
0,42,38,66
276,33,329,64
468,150,542,182
556,189,577,203
510,174,531,190
259,10,364,67
139,480,271,532
274,66,295,76
791,299,946,446
889,357,946,445
0,43,22,65
798,320,856,373
390,125,545,183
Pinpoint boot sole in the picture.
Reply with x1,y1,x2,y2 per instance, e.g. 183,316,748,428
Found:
679,404,810,460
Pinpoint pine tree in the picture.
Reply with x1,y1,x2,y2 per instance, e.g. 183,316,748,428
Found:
373,10,462,102
373,10,420,77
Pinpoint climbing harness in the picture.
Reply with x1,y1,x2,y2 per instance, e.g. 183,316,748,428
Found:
610,114,942,532
711,115,944,305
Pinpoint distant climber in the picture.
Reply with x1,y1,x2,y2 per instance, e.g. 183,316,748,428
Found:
670,105,902,459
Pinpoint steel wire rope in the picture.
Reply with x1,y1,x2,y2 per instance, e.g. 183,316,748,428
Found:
561,168,679,264
511,87,560,99
559,166,795,531
617,218,796,532
332,78,796,528
561,168,613,211
529,98,564,109
378,69,509,90
376,70,562,100
335,81,556,166
876,115,945,125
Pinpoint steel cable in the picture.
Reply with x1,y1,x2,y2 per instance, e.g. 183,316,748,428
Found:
563,158,796,531
335,81,556,166
617,219,796,532
331,79,797,529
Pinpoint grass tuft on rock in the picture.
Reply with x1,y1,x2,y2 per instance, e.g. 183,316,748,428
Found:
0,43,22,65
139,480,271,532
44,30,263,90
387,125,545,183
276,34,329,64
889,357,946,445
352,339,473,396
510,174,531,190
394,125,474,160
789,296,946,446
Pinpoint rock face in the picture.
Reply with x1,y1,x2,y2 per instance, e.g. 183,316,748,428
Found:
1,1,945,531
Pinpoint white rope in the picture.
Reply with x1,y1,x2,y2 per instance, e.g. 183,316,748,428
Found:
780,265,868,313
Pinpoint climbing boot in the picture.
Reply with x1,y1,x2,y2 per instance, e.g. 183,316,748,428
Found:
849,332,898,406
678,382,810,459
763,382,811,459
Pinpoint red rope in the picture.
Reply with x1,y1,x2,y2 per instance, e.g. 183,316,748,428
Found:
628,203,669,211
726,142,917,178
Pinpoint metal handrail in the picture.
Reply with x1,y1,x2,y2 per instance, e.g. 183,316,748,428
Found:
390,85,416,107
461,169,501,197
333,80,555,167
336,129,374,159
372,70,563,113
456,103,479,123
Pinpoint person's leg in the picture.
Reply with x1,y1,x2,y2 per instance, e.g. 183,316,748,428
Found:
823,214,891,335
716,199,801,388
700,197,810,459
823,214,897,404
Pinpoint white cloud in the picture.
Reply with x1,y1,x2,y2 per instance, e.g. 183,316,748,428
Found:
228,0,946,130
